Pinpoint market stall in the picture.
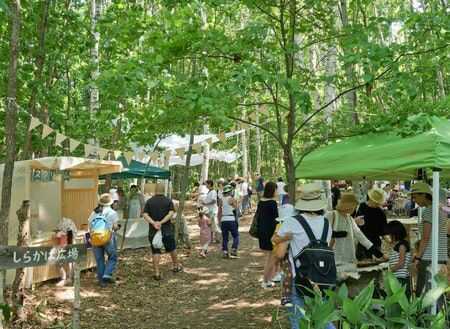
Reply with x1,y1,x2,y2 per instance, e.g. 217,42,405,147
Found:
296,116,450,310
0,157,122,286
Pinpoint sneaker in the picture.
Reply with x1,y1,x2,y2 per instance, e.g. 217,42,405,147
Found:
99,280,108,288
272,272,283,283
230,249,238,258
102,277,115,284
261,281,276,289
281,297,293,308
223,251,229,259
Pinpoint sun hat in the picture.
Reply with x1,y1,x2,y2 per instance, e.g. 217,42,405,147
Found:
276,204,297,222
198,206,210,215
367,188,385,205
335,192,358,211
99,193,114,206
223,185,233,194
295,183,328,212
409,181,432,196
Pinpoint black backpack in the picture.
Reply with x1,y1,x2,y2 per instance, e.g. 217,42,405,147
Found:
292,215,337,297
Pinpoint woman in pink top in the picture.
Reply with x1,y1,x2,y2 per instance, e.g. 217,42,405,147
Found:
198,207,212,257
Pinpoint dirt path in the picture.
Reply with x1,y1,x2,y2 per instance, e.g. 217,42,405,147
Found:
33,213,289,329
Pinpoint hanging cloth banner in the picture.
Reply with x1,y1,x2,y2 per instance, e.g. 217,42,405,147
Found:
55,133,67,147
124,151,134,164
41,125,54,139
70,139,81,152
29,117,42,131
206,137,213,145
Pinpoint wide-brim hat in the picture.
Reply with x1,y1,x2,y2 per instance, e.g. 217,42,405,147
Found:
295,183,327,212
99,193,114,206
368,188,385,205
336,192,358,211
409,182,432,196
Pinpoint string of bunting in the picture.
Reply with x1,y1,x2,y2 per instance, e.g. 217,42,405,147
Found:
25,105,271,163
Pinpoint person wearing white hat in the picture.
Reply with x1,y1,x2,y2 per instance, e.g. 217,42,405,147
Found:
355,187,388,260
272,183,335,329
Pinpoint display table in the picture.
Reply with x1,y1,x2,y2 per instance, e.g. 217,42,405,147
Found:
338,262,389,297
116,218,149,250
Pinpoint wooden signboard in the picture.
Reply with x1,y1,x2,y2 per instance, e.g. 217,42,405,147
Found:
0,244,86,329
0,244,86,270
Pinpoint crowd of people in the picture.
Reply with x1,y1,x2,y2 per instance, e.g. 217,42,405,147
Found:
78,175,448,328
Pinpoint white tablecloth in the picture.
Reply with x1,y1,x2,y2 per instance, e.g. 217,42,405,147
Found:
116,218,149,249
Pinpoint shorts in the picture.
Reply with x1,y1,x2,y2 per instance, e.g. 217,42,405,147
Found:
148,233,176,254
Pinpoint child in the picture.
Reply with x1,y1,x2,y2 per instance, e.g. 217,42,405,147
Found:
272,204,296,307
198,207,212,258
386,220,412,297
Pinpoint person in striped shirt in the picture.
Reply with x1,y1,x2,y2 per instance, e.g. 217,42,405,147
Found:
386,220,412,297
410,182,448,298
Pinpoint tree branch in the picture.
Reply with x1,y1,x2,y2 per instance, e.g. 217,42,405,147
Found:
227,114,282,145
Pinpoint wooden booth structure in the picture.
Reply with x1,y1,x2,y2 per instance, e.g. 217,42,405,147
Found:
0,157,122,287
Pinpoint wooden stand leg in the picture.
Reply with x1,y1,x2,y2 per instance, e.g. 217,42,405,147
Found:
72,263,80,329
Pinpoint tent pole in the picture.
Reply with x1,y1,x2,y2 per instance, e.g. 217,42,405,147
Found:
431,170,440,315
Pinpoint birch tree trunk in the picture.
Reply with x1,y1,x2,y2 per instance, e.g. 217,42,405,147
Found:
241,112,249,179
200,124,210,183
175,132,194,247
255,108,262,175
22,0,50,160
90,0,101,116
0,0,21,321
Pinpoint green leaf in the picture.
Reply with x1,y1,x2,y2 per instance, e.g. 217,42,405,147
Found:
0,303,11,322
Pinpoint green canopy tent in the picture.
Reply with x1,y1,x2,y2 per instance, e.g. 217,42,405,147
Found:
101,157,170,180
296,116,450,310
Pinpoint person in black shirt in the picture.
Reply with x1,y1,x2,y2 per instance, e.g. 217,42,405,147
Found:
355,187,388,260
143,184,182,280
331,181,341,210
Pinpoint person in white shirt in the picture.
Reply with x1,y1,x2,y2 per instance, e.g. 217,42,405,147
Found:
240,178,250,215
201,180,220,242
88,193,120,287
197,182,208,207
276,177,287,204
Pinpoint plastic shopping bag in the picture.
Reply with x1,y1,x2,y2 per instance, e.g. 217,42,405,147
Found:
152,230,163,249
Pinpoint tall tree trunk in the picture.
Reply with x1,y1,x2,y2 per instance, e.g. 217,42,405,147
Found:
22,0,50,160
90,0,101,117
175,132,194,247
0,0,21,315
339,0,359,125
241,111,249,179
255,108,262,175
200,124,210,183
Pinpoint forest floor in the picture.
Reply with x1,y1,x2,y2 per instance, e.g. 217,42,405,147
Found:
23,203,290,329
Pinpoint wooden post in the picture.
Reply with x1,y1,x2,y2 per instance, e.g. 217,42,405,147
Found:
72,261,81,329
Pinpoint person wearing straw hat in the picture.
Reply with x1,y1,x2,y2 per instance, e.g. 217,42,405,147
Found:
355,187,388,260
88,193,120,287
410,182,448,298
272,183,335,329
328,192,384,274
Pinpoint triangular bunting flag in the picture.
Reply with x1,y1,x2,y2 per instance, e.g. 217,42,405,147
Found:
98,148,109,160
206,137,213,145
150,152,159,162
84,144,96,158
124,151,134,164
41,125,54,139
70,139,81,152
113,150,122,159
192,143,202,153
179,152,185,161
55,133,67,147
164,150,172,158
218,132,226,142
29,117,42,131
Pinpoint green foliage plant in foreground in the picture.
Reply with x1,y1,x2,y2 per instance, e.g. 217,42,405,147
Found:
274,272,449,329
